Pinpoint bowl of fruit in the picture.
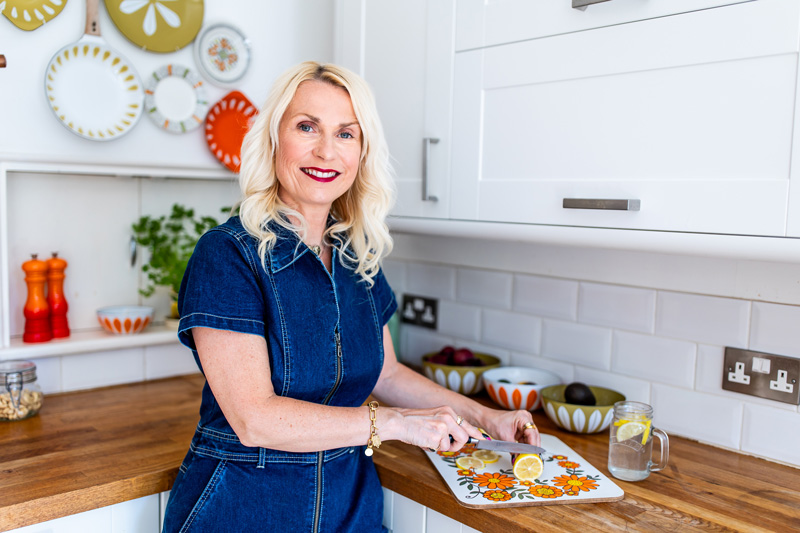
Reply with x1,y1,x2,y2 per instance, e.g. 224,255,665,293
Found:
540,382,625,434
422,346,501,395
482,366,562,411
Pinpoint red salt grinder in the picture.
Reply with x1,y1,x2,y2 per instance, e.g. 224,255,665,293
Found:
22,254,52,343
47,252,70,338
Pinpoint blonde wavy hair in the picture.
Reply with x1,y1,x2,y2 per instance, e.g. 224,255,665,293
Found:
238,61,395,285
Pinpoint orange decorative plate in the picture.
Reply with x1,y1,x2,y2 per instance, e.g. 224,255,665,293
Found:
205,90,257,173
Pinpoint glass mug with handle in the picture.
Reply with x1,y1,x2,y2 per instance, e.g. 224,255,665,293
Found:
608,401,669,481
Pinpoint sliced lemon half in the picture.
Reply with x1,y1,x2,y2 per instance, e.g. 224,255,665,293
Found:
455,456,485,470
512,453,544,482
471,449,500,464
616,421,648,442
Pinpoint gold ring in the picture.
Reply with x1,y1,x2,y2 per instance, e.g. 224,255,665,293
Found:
456,415,464,426
523,422,536,430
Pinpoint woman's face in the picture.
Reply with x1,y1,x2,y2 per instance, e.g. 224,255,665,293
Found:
275,79,362,217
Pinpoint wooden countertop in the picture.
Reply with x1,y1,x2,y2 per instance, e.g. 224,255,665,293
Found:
1,375,799,532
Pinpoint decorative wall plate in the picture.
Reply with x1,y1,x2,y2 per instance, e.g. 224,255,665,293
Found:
193,22,251,86
45,36,144,141
205,90,257,173
144,63,207,133
104,0,204,53
2,0,68,31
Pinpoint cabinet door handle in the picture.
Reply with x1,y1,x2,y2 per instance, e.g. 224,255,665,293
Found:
572,0,612,8
563,198,641,211
422,137,439,202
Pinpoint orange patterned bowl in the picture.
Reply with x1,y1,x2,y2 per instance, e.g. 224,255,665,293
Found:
482,367,562,411
97,306,154,335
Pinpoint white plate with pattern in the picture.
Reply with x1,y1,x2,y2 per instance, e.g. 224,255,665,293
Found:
144,64,208,133
193,22,251,86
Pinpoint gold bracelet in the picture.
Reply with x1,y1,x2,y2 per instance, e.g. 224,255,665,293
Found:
364,401,381,456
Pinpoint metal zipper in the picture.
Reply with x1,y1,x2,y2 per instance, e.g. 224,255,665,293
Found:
312,327,344,533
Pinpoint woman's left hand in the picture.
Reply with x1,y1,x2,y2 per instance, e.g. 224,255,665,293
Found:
479,408,541,447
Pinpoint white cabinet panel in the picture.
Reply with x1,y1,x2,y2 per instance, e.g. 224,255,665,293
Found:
456,0,752,51
361,1,455,219
7,495,158,533
451,0,799,236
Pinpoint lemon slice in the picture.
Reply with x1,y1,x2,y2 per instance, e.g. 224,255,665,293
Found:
455,456,485,470
472,449,500,464
512,453,544,482
616,421,648,442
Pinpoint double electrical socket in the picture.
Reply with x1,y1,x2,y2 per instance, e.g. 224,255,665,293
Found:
722,347,800,405
400,294,438,330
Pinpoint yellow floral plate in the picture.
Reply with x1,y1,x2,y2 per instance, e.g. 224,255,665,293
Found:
425,434,623,508
1,0,67,31
104,0,204,53
144,63,208,133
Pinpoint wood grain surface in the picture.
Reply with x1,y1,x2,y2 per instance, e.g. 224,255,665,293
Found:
0,374,798,532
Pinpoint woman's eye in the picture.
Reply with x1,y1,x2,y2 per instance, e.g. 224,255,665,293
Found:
298,123,313,132
338,131,354,139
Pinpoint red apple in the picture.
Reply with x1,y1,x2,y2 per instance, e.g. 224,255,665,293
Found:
452,348,475,365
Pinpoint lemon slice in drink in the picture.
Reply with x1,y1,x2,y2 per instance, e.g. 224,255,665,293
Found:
512,453,544,482
456,456,485,470
472,450,500,464
616,421,648,442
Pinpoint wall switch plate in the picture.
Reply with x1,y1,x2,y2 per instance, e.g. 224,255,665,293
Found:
400,294,438,330
722,347,800,405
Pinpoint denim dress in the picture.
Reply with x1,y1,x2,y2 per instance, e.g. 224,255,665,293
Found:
162,216,397,533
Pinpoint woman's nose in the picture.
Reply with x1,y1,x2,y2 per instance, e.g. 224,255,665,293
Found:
313,135,335,159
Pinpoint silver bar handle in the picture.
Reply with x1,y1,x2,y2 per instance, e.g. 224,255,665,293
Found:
563,198,641,211
572,0,612,8
422,137,439,202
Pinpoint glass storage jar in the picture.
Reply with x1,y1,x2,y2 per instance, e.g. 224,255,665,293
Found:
0,360,43,421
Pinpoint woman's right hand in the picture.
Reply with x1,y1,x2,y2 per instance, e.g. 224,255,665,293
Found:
386,405,486,453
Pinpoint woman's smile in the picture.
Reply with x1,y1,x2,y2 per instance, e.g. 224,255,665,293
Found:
301,166,341,182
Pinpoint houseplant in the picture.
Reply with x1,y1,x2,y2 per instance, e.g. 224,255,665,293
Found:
132,204,224,321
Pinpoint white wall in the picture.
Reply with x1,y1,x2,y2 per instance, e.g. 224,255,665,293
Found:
386,232,800,468
0,0,335,168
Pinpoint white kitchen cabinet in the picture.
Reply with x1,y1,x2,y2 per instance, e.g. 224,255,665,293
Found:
354,0,456,219
449,0,800,237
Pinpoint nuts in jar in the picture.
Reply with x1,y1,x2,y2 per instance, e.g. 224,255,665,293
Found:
0,360,43,421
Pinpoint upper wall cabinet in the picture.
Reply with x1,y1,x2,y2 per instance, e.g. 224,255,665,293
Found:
359,1,455,219
449,0,800,236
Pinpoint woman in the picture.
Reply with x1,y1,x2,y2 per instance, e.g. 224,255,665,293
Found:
162,61,540,533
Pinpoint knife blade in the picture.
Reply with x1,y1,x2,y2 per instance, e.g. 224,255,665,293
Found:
468,437,546,456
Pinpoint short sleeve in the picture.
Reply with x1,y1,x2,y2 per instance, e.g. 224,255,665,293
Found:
371,267,398,327
177,228,266,351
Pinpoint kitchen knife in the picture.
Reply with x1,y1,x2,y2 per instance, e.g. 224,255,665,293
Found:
466,437,546,456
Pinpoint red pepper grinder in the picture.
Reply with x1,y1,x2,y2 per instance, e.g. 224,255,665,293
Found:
47,252,70,338
22,254,52,343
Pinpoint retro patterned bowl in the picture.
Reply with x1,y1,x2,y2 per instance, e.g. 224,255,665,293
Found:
482,367,562,411
421,352,501,395
540,384,626,434
97,306,154,335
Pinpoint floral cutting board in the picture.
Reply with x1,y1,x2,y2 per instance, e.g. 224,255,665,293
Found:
425,433,624,507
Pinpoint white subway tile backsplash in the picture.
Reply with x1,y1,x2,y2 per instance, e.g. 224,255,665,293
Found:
742,404,800,466
382,259,407,300
406,263,456,300
513,274,578,321
750,302,800,359
573,367,651,404
656,292,749,347
695,344,797,410
542,319,612,370
144,344,199,380
438,301,481,342
578,283,655,333
611,331,696,388
510,352,575,383
401,327,455,366
61,348,145,392
457,268,512,309
482,309,541,353
651,384,743,449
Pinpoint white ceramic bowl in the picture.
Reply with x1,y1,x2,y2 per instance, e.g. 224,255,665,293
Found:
97,306,154,335
482,366,562,411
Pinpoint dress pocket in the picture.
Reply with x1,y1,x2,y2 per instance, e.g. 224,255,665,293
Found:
162,454,228,533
